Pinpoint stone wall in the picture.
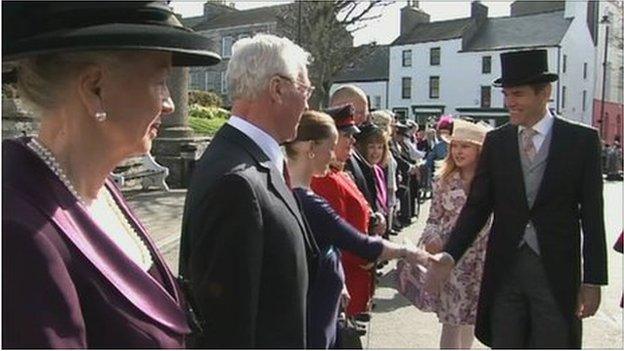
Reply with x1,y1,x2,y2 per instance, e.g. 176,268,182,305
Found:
2,98,40,139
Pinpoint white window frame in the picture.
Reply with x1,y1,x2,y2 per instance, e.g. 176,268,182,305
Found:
222,36,234,58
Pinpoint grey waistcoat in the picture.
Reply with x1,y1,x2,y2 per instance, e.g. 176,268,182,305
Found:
518,127,553,255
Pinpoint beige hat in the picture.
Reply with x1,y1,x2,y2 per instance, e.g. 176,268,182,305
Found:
441,118,492,146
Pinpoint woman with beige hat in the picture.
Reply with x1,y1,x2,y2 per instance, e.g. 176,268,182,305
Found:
399,119,493,348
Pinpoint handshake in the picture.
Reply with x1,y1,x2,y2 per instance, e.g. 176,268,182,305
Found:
399,238,456,295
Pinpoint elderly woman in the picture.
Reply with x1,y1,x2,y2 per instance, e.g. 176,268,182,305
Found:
284,110,429,348
2,2,219,348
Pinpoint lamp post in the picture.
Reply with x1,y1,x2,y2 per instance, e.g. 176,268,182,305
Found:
599,14,610,139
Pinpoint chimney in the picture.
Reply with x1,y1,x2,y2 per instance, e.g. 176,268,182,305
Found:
471,1,488,26
400,2,430,37
203,0,235,21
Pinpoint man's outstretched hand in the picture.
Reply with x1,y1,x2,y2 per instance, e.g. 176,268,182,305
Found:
424,252,455,294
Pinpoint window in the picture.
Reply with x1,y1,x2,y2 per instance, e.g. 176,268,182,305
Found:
430,47,440,66
206,71,220,91
561,86,566,108
482,56,492,74
481,86,491,108
402,50,412,67
393,108,408,119
373,95,382,109
402,77,411,99
190,71,204,90
429,76,440,99
222,36,234,58
562,54,567,73
582,90,587,111
583,62,588,79
221,71,228,95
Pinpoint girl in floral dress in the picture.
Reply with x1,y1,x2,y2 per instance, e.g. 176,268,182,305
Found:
416,119,493,349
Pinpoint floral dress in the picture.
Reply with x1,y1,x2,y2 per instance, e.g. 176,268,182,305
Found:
417,171,492,325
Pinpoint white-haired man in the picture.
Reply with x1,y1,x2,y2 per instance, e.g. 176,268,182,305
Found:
180,34,318,348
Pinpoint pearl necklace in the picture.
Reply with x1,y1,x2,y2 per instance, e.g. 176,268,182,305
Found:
28,137,86,204
27,138,153,271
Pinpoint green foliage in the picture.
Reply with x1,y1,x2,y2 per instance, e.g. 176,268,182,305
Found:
188,104,230,120
188,104,230,136
188,90,223,108
189,116,228,136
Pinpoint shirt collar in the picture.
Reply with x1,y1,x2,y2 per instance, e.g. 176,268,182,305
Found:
518,108,555,136
228,115,284,173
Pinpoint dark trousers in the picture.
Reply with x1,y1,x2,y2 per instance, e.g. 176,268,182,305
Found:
396,184,411,225
490,245,578,348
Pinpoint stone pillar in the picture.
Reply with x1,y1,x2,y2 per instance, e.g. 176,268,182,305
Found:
160,67,194,138
152,67,210,189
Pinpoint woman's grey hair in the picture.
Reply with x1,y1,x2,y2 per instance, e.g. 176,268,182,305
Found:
226,34,311,101
16,51,127,115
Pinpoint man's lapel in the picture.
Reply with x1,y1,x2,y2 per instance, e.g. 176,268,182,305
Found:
532,117,567,209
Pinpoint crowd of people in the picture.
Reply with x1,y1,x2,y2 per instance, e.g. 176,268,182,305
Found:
2,2,617,350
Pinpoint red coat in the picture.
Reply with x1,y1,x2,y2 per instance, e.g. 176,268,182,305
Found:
312,169,374,316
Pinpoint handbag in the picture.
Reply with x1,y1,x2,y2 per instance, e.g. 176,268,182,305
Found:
394,259,438,312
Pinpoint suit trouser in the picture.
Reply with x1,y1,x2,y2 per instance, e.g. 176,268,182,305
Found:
490,245,577,348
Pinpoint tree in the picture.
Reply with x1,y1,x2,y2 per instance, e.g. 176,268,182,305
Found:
276,0,394,108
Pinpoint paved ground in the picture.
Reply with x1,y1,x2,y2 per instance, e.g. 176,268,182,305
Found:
127,181,623,349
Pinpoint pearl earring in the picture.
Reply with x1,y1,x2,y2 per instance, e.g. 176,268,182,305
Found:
308,152,316,159
95,111,107,122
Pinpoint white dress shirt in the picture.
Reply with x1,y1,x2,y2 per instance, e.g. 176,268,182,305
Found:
518,108,555,153
228,115,285,176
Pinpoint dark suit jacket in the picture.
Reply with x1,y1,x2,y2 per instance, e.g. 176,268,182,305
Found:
444,117,608,347
345,151,377,211
179,124,318,348
2,138,190,348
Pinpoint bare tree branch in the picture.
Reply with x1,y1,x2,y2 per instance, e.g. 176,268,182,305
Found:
276,0,394,108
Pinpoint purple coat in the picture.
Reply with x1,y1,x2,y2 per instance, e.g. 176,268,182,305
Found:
2,138,190,348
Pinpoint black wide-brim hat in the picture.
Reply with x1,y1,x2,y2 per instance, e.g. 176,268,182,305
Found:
493,49,558,87
2,1,221,67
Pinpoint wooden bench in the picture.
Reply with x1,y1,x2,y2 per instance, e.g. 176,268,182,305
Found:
111,153,170,191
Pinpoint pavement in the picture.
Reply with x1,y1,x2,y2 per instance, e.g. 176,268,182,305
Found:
126,181,624,349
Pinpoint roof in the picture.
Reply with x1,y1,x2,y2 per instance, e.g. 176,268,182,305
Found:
392,17,474,46
181,15,205,29
334,45,389,82
464,11,571,52
185,4,289,31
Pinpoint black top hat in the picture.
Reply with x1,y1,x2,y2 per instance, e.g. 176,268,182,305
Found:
2,1,221,67
493,49,558,87
324,104,360,135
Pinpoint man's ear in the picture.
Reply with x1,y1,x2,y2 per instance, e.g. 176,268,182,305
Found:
268,75,285,104
542,83,553,102
76,64,105,118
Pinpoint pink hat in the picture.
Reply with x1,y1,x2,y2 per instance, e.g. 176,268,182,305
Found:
436,115,454,131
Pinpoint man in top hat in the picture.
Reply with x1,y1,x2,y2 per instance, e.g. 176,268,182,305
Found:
425,49,607,348
179,34,318,348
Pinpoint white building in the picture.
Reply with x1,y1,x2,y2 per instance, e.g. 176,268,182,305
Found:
386,0,597,127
